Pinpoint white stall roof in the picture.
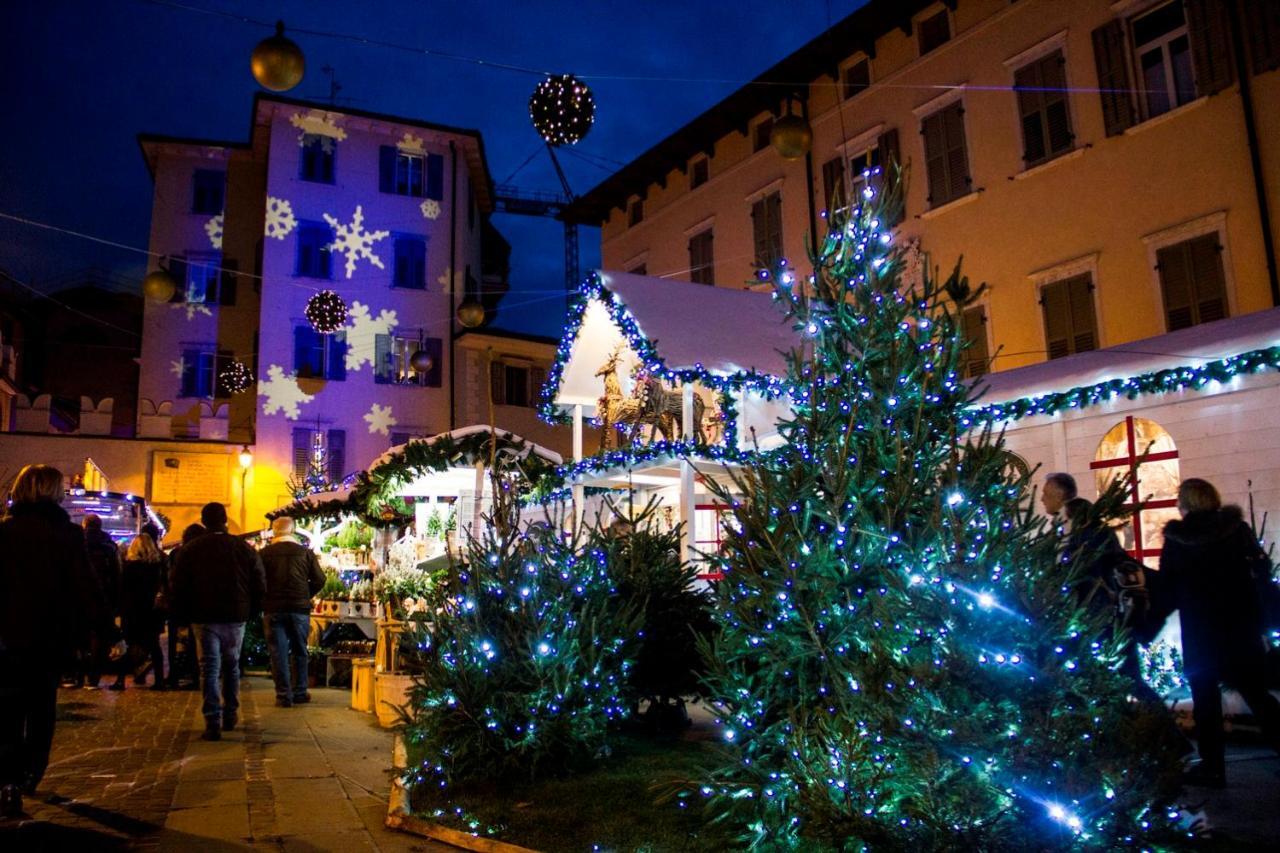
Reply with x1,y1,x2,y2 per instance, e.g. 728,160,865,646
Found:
369,424,563,469
980,307,1280,407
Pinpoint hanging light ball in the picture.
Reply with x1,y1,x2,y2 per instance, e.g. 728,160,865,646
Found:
771,113,813,160
251,20,306,92
305,290,349,334
409,349,436,373
456,298,486,329
528,73,596,146
221,362,255,395
142,267,177,302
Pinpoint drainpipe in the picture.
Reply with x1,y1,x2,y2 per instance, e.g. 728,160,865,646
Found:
448,141,458,428
1226,0,1280,306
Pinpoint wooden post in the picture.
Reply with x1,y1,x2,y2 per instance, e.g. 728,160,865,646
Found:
680,383,695,564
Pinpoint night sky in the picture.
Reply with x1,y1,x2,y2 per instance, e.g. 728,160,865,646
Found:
0,0,866,337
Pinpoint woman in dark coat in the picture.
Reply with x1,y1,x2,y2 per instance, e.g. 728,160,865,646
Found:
1150,477,1280,787
0,464,115,818
113,534,167,690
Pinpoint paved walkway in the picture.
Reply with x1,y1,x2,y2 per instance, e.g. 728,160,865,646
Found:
1,676,449,852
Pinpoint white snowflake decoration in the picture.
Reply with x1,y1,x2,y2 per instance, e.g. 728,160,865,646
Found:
289,110,347,151
170,301,213,321
264,196,297,240
437,267,454,292
397,132,425,154
344,301,398,371
420,198,441,220
364,402,397,436
169,357,185,378
204,214,224,250
258,364,316,420
323,206,390,279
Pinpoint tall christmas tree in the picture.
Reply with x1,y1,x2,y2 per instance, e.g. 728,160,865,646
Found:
699,174,1184,849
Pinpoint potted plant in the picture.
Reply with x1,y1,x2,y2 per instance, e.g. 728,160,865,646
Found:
316,569,349,617
348,579,374,618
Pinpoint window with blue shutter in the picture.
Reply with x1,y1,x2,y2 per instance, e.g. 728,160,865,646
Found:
179,349,224,398
300,134,336,183
184,255,221,304
418,337,442,387
294,326,346,380
380,146,434,198
192,170,225,214
292,428,311,478
426,153,443,200
327,429,345,484
296,221,333,279
393,236,427,289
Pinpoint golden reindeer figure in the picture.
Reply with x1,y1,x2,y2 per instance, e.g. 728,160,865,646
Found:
595,345,642,451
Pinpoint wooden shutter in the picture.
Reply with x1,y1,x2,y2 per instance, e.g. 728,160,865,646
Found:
1040,281,1073,359
218,258,237,306
751,198,768,267
427,153,444,200
421,337,443,387
412,238,426,288
922,111,948,206
767,194,783,268
373,334,392,384
961,305,989,378
489,360,506,405
530,365,547,405
1064,274,1098,353
393,237,409,287
877,128,903,223
293,326,313,376
943,103,970,202
1186,0,1235,96
327,332,347,381
1015,61,1047,164
1157,243,1196,330
1040,52,1074,156
292,428,311,478
379,146,396,193
167,256,187,303
1245,0,1280,73
1187,233,1228,323
821,157,845,213
1093,20,1136,136
327,430,345,484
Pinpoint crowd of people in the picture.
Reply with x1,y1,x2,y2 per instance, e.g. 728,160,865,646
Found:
1,461,1279,820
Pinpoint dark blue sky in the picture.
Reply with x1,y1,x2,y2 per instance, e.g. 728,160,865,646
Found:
0,0,866,337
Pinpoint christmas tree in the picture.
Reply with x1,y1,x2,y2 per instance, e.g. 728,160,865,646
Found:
699,174,1184,849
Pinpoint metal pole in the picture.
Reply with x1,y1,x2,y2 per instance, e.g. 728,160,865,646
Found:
680,384,695,564
240,467,248,532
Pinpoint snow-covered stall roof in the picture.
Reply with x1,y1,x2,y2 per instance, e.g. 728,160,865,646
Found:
369,424,563,470
545,271,799,413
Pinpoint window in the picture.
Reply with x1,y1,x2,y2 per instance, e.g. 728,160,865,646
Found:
184,255,221,304
379,147,444,199
628,198,644,227
1040,274,1098,359
397,152,425,196
296,221,334,279
1156,232,1228,330
1132,2,1195,118
688,229,715,285
922,101,971,207
192,170,225,214
960,304,990,378
690,157,709,190
1014,50,1074,166
842,57,871,99
293,326,347,381
838,129,902,222
918,8,951,55
393,235,427,289
821,157,846,212
848,145,883,203
375,335,442,386
751,192,783,273
292,428,345,484
752,116,774,153
490,361,547,408
693,503,734,580
300,134,335,183
179,349,232,399
1092,417,1181,568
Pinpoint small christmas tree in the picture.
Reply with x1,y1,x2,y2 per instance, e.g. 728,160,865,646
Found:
699,174,1184,849
287,429,335,499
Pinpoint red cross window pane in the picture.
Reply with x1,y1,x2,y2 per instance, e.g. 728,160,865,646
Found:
694,503,733,580
1090,416,1181,568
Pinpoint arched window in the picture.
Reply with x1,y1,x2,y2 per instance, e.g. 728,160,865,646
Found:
1091,416,1181,567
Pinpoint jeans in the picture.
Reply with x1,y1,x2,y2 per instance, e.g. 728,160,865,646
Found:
192,623,245,725
265,612,311,701
0,653,60,789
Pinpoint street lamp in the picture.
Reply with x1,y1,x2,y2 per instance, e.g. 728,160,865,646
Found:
238,445,253,532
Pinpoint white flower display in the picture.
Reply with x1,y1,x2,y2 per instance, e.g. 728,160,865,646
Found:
258,364,316,420
323,205,390,279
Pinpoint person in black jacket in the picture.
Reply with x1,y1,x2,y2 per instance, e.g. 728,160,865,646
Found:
171,502,266,741
164,523,205,690
260,517,324,707
1149,478,1280,787
113,534,167,690
0,465,117,819
73,514,122,689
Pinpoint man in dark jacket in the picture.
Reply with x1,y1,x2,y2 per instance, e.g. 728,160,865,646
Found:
260,517,324,707
171,502,266,741
1150,478,1280,787
75,514,122,688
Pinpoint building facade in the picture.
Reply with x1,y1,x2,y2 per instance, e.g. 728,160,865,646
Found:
568,0,1280,377
136,95,505,527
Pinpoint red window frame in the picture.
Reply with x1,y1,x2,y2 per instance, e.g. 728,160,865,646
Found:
1088,415,1179,566
694,502,731,581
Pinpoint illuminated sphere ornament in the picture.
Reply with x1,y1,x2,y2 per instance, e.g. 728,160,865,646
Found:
456,298,485,329
409,349,435,373
220,361,254,395
770,113,813,160
528,74,595,146
142,267,177,302
251,20,305,92
305,290,348,334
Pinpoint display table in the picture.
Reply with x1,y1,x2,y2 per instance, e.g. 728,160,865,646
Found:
309,613,376,646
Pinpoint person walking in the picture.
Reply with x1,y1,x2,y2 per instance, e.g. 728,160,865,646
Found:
1149,478,1280,787
114,533,167,690
0,465,117,818
171,503,265,741
260,517,324,707
164,523,205,690
73,514,122,689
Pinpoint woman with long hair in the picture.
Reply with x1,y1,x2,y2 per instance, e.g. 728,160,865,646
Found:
114,533,168,690
0,464,115,818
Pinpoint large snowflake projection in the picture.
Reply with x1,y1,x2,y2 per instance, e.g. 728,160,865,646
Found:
205,214,224,250
170,301,213,321
289,110,347,151
258,364,316,420
397,132,425,154
420,198,441,220
169,357,186,378
323,206,390,279
344,301,398,371
363,402,397,436
264,196,297,240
